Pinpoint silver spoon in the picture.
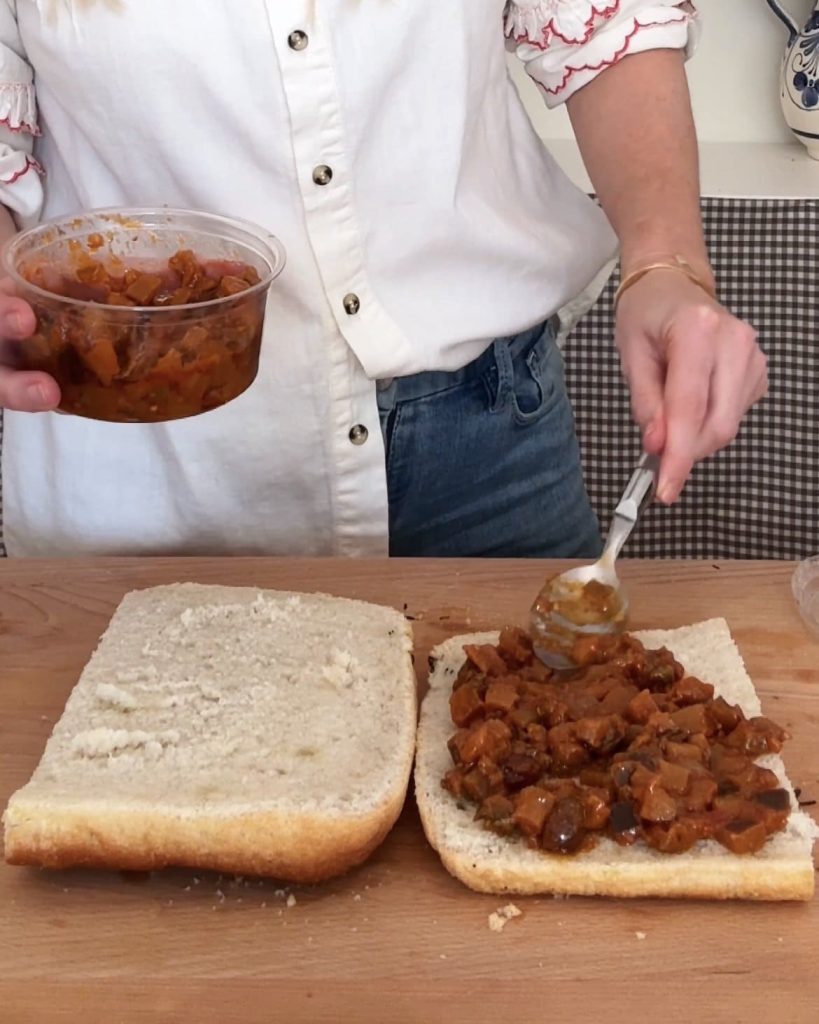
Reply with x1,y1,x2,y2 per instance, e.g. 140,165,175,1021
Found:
529,452,660,669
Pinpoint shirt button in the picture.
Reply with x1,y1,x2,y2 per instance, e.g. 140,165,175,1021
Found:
349,424,369,446
288,30,309,51
312,165,333,186
343,293,361,316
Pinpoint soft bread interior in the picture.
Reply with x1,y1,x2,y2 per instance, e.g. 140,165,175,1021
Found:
415,619,817,901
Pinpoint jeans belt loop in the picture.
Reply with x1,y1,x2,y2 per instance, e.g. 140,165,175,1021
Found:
490,337,514,414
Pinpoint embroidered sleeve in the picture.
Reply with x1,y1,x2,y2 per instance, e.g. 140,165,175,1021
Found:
505,1,700,108
0,1,43,224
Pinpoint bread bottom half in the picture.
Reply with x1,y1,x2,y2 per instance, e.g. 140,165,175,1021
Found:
415,620,817,901
4,792,405,883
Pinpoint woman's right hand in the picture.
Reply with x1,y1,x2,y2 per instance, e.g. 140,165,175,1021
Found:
0,279,60,411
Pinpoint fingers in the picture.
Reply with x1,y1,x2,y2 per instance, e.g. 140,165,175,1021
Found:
642,414,666,456
0,277,59,411
618,270,767,504
656,327,714,503
0,292,36,340
656,312,766,504
697,326,767,459
616,328,666,454
0,365,60,412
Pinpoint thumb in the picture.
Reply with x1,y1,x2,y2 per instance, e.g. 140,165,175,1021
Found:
620,333,666,454
0,365,60,411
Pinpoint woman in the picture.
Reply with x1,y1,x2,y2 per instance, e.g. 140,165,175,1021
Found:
0,1,766,557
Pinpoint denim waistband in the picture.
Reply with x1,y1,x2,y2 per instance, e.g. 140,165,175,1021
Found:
378,316,558,403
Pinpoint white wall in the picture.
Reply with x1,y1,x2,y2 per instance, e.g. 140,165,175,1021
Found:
509,0,816,145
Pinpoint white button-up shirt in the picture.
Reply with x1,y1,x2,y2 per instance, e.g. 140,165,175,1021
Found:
0,0,696,557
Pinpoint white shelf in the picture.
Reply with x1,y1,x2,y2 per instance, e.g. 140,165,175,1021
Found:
545,139,819,201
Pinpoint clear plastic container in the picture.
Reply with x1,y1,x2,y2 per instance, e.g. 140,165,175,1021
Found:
1,208,286,423
792,556,819,639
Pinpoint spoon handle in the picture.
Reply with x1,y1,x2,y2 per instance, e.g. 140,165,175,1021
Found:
602,452,660,563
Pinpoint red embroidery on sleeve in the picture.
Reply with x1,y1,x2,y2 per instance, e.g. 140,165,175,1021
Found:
3,156,44,185
541,17,683,95
509,1,622,50
0,115,41,137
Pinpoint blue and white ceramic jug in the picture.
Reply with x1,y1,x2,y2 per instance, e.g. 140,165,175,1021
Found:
767,1,819,158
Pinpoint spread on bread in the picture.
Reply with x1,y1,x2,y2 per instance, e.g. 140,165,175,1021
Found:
532,577,625,629
442,628,791,856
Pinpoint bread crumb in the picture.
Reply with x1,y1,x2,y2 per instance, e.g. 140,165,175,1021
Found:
261,902,267,908
488,903,522,932
635,931,647,941
353,893,362,902
95,682,137,711
322,648,362,691
286,894,297,908
71,726,179,758
116,665,157,685
439,954,447,960
216,889,225,903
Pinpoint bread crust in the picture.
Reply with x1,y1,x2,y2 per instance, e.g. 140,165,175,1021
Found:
427,831,814,902
4,789,406,883
415,622,817,902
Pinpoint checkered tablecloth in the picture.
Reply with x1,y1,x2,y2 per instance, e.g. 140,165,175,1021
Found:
1,197,817,559
563,197,819,560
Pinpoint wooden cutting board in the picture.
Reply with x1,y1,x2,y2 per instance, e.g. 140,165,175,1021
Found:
1,558,817,1024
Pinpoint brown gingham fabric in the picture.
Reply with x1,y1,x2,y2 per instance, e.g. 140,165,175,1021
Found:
1,197,817,559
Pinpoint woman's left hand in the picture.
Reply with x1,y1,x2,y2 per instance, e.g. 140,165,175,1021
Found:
614,272,768,504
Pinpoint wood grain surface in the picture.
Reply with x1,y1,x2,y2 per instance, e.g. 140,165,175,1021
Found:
1,558,817,1024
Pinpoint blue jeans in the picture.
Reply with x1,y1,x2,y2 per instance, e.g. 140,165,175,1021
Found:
377,320,603,558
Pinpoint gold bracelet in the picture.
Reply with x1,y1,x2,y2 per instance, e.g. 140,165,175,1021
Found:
614,255,717,311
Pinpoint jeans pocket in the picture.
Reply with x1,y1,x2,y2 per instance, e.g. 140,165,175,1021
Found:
491,323,565,427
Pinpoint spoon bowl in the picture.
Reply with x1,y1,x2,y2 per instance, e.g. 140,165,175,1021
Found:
530,453,658,669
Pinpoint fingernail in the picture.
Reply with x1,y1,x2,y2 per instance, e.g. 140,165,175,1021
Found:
25,383,49,408
656,483,674,504
9,314,24,334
